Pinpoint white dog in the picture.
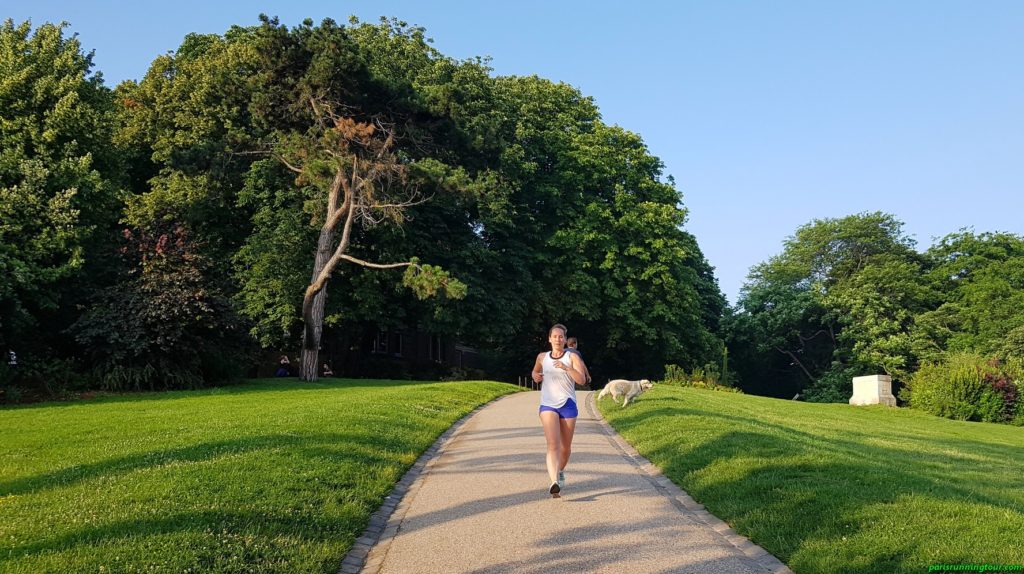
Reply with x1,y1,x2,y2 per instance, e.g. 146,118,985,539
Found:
597,379,653,407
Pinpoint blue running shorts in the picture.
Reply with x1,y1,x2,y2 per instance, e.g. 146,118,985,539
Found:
539,398,578,419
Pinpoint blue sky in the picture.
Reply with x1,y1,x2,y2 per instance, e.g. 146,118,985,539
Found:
7,1,1023,303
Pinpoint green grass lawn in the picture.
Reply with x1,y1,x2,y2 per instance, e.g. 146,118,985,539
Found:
598,386,1024,574
0,378,518,574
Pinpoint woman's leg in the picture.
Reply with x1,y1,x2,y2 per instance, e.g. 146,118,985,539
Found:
539,411,562,484
558,417,577,471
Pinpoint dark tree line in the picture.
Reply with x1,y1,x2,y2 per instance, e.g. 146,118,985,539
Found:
726,212,1024,406
0,17,724,395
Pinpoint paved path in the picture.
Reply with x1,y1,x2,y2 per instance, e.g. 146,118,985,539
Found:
343,391,791,574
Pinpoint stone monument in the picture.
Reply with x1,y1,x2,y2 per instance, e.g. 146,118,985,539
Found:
849,374,897,406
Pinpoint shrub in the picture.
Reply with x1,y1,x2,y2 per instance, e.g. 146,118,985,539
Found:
660,364,743,393
71,223,247,391
663,364,687,384
906,353,1022,423
0,385,25,404
983,368,1019,423
441,366,488,382
19,355,89,397
803,365,858,403
1013,409,1024,427
0,364,24,403
94,359,203,392
0,354,90,402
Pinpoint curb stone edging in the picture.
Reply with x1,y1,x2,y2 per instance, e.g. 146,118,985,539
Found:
585,391,795,574
337,390,521,574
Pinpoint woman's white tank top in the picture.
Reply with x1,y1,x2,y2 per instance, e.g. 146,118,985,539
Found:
540,351,576,408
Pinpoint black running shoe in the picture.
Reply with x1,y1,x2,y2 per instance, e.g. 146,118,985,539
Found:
549,481,561,495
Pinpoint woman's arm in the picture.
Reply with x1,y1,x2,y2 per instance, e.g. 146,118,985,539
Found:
579,355,592,386
531,353,545,383
562,353,586,386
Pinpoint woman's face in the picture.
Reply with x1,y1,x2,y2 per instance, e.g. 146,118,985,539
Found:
548,328,566,349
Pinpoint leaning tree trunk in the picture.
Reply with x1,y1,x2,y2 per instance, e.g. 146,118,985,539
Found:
288,107,427,382
301,225,336,381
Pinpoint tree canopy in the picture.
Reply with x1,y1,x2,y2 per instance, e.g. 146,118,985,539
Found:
0,20,122,380
728,213,1024,402
1,16,725,394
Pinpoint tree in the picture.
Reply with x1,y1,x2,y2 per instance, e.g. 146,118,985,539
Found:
109,28,270,385
274,101,465,380
0,19,120,367
114,28,262,254
727,281,835,398
456,75,725,378
113,16,725,384
824,254,934,380
914,231,1024,359
549,145,724,376
730,212,929,399
222,16,482,378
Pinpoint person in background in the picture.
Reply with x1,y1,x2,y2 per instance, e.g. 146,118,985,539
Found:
322,363,335,377
565,337,592,387
275,355,291,377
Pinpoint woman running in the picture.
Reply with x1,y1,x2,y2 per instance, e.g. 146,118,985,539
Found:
532,323,587,496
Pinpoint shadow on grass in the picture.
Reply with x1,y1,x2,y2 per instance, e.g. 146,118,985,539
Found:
604,397,1024,573
1,426,446,567
3,508,358,569
3,383,518,498
0,378,513,411
623,398,1024,505
1,427,426,497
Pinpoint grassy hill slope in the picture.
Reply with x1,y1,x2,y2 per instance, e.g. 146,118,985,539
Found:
598,386,1024,574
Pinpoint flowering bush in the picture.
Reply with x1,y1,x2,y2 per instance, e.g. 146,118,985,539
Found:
984,368,1020,423
904,353,1022,424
